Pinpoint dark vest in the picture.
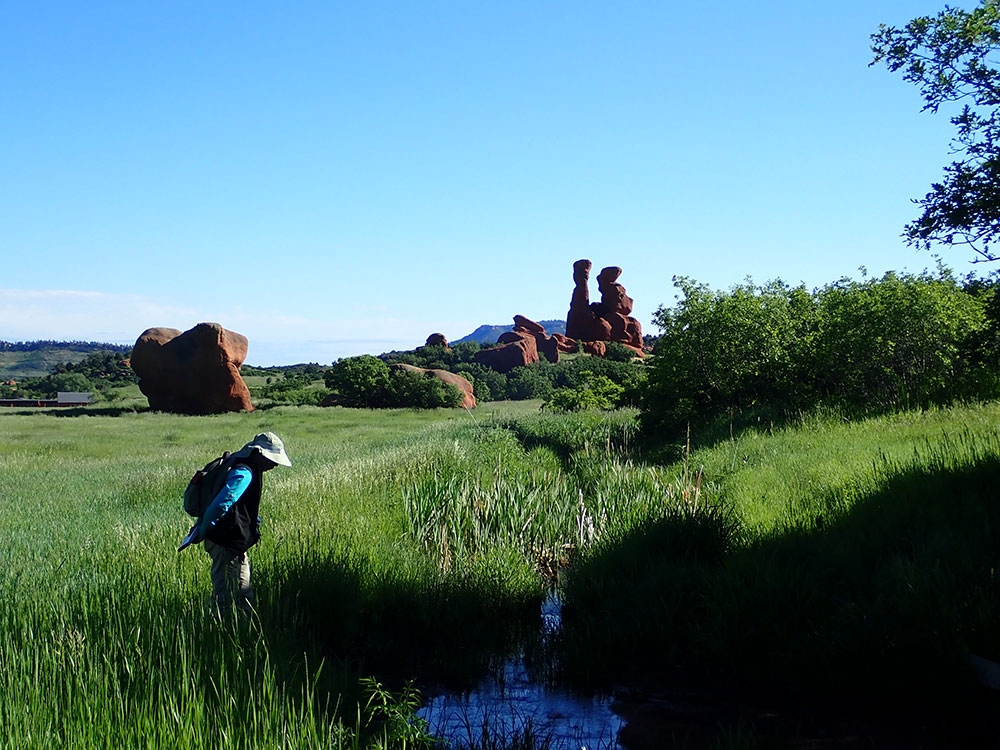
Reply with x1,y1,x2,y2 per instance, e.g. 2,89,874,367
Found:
205,462,262,553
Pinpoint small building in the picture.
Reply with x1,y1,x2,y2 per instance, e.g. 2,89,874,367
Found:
57,392,92,406
0,392,93,408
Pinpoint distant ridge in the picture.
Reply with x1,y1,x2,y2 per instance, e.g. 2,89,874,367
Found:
454,319,566,345
0,341,130,380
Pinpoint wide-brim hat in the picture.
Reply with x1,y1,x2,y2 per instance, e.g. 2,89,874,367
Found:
235,431,292,467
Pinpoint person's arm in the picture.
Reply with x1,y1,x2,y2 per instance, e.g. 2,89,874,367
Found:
198,464,253,535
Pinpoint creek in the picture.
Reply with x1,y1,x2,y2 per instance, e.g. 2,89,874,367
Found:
417,592,626,749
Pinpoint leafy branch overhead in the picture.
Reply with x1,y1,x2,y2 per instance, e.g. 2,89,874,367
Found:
872,0,1000,260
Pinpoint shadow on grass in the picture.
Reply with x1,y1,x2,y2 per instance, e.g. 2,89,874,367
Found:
7,404,152,417
257,548,542,695
556,457,1000,746
497,409,649,472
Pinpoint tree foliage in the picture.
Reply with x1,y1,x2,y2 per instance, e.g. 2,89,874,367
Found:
381,340,645,404
542,372,626,412
3,349,137,400
872,0,1000,259
324,355,463,409
642,269,1000,438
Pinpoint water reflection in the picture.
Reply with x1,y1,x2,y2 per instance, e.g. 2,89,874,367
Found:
417,593,624,749
418,660,623,749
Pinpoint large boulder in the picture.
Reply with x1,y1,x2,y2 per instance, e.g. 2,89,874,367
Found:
391,363,476,408
475,332,540,373
130,323,254,414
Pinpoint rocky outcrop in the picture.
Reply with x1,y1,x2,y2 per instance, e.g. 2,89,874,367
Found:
565,259,645,355
424,332,449,348
391,363,476,408
130,323,253,414
474,315,564,373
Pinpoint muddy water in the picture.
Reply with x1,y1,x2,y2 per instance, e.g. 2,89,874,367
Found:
417,593,626,749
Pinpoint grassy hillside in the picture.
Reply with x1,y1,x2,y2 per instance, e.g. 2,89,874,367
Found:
0,341,133,382
0,347,98,379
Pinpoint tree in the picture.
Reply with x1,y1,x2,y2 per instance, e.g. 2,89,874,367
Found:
324,355,392,407
872,1,1000,260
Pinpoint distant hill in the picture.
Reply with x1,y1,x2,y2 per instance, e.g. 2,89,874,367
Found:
454,319,566,345
0,341,130,380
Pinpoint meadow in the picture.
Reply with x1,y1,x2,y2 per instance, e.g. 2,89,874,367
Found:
2,396,1000,748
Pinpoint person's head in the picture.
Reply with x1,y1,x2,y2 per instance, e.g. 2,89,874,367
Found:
235,432,292,471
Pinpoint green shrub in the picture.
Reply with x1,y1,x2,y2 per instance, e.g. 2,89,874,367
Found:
642,268,1000,439
603,341,637,362
543,373,625,412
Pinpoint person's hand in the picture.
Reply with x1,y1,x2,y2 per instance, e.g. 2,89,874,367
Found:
178,522,203,551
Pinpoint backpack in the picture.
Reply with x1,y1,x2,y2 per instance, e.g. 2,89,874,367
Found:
183,451,235,517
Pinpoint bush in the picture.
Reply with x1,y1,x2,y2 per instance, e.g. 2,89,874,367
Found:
641,268,1000,439
603,341,638,362
642,276,811,435
543,373,625,412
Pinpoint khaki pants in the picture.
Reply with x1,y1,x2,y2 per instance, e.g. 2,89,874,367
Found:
204,539,254,614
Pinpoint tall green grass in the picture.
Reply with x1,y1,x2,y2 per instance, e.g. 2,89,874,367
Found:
0,405,544,747
557,402,1000,739
4,399,1000,746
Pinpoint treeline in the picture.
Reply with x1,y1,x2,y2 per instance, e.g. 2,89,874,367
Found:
642,266,1000,440
253,341,646,408
0,340,131,353
379,339,641,402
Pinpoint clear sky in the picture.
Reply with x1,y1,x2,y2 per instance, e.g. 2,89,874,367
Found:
0,1,984,366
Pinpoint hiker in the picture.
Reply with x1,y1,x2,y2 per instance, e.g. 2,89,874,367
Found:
190,432,292,614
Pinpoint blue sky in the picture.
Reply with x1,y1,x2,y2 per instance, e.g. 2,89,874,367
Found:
0,1,982,365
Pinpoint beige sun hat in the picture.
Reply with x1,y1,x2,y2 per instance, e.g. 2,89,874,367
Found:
235,432,292,467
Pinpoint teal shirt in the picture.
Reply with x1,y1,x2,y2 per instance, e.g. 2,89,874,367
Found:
198,465,253,536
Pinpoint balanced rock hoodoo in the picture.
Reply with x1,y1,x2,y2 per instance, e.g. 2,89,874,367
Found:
566,259,644,355
130,322,254,414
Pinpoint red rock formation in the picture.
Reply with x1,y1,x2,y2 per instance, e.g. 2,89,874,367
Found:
391,363,476,408
551,333,579,353
565,259,645,355
473,314,568,373
512,315,545,335
424,332,449,348
130,323,254,414
475,331,540,373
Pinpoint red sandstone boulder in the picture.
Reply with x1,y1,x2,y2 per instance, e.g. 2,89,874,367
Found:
424,332,449,348
475,334,539,373
536,334,560,364
513,315,546,335
130,323,253,414
551,333,579,353
391,363,476,408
